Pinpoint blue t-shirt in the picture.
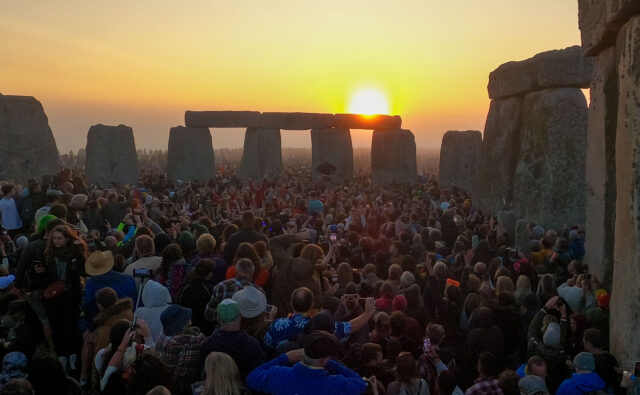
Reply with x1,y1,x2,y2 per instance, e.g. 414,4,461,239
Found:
263,314,351,350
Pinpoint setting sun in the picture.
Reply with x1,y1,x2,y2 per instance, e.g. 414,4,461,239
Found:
348,89,390,115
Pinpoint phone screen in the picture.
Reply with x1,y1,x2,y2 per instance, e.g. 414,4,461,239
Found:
330,233,337,243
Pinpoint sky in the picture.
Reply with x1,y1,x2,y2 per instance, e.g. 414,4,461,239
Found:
0,1,582,152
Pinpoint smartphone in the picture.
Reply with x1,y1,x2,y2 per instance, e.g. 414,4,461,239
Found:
264,304,274,314
423,337,432,353
331,275,339,284
133,268,153,278
556,296,565,307
330,233,337,243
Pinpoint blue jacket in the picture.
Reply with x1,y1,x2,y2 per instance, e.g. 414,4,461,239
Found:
556,372,606,395
247,354,367,395
83,270,138,328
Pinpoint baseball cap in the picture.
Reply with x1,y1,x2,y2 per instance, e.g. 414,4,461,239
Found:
217,299,241,324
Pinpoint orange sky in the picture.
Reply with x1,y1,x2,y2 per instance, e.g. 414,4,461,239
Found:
0,1,582,152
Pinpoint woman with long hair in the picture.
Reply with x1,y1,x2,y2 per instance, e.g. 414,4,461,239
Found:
153,243,190,300
196,352,247,395
43,224,86,372
385,352,429,395
225,242,269,287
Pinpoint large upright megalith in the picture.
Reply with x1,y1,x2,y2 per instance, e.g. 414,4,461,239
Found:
371,129,416,184
238,128,282,181
438,130,482,192
512,88,588,230
611,14,640,369
0,95,59,183
584,46,618,288
476,47,591,231
167,126,215,182
86,124,139,186
311,128,353,182
475,97,523,214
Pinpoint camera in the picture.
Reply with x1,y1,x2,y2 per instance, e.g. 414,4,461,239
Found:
133,268,153,278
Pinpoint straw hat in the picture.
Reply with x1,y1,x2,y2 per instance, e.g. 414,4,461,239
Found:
85,250,114,276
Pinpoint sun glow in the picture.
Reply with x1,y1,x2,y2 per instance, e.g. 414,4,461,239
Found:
348,88,390,115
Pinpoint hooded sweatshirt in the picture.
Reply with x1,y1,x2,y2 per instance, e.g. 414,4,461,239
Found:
556,372,606,395
136,280,172,342
269,235,321,316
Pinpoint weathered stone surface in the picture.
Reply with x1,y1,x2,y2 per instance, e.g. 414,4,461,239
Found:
86,124,139,186
496,210,518,240
261,112,334,130
0,95,59,183
371,129,416,184
475,97,524,214
311,128,353,182
167,126,215,182
584,47,618,289
611,15,640,369
488,46,594,99
333,114,402,130
185,111,261,128
579,0,640,56
512,88,588,230
238,128,282,180
438,130,482,192
515,219,532,261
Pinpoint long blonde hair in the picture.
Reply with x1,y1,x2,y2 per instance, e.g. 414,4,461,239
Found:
203,352,245,395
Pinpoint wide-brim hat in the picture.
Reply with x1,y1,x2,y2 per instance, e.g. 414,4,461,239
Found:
232,286,267,318
85,250,114,276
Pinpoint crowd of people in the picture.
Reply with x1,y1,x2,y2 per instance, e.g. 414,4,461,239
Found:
0,166,633,395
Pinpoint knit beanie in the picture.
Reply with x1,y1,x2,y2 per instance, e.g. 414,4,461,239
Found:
574,352,595,371
543,322,561,348
37,214,56,234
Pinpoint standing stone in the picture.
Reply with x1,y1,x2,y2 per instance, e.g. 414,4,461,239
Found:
515,219,533,261
0,95,59,183
371,129,416,184
438,130,482,192
167,126,215,182
512,88,588,231
496,210,518,240
86,124,139,186
612,15,640,369
584,47,618,289
475,97,524,214
311,128,353,182
238,128,282,181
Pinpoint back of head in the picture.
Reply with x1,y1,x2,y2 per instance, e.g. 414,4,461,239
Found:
300,244,323,263
196,233,217,254
360,343,383,365
128,352,174,395
135,235,155,257
388,264,403,280
396,352,419,383
291,287,314,313
583,328,603,349
389,311,405,336
543,322,561,349
0,379,33,395
479,351,500,378
235,257,255,279
498,370,521,395
96,287,118,309
242,211,254,228
204,352,243,395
